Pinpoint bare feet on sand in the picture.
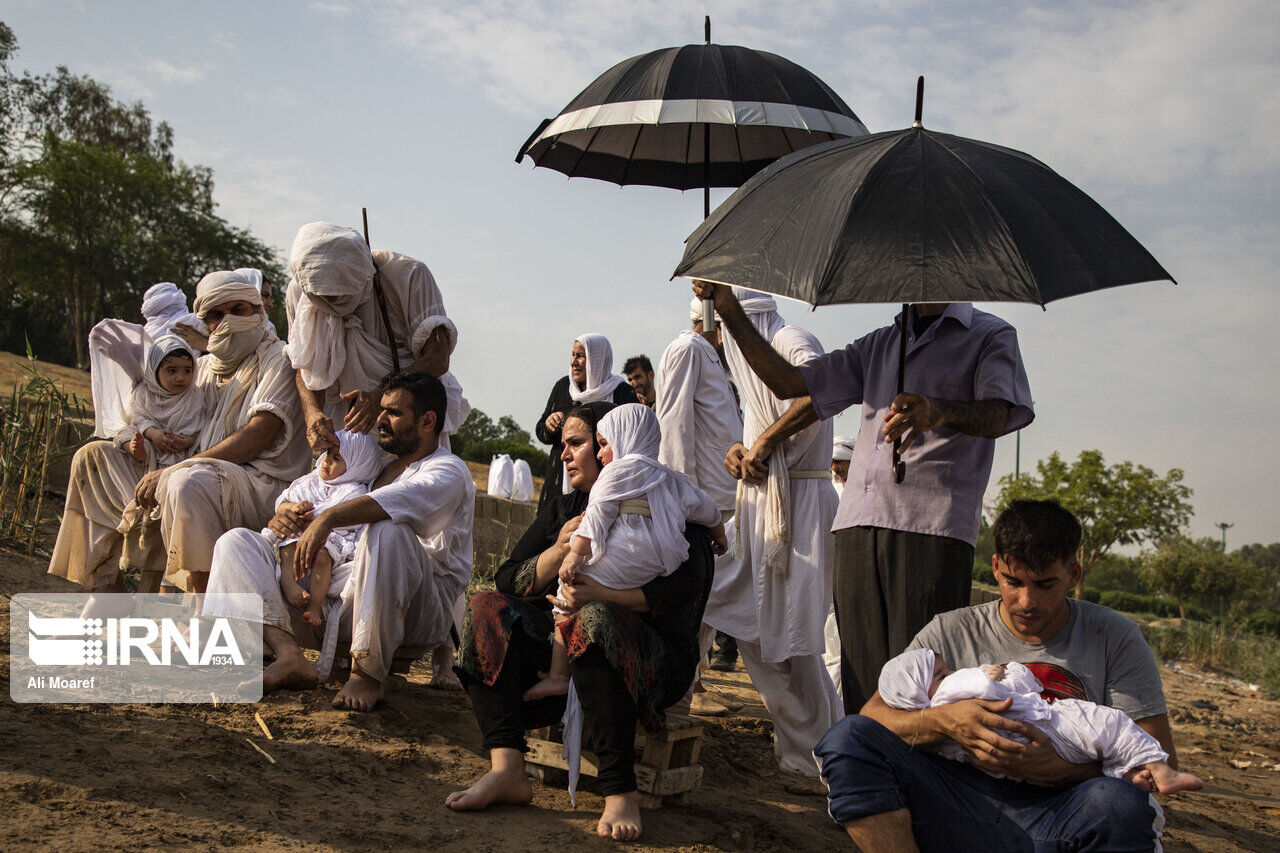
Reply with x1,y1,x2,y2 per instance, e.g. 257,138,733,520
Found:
523,672,570,701
597,791,642,841
445,769,534,811
259,654,319,694
279,574,309,609
428,645,462,691
333,668,383,711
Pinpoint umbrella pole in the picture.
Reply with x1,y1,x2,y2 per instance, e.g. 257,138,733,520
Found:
893,302,909,484
701,121,716,331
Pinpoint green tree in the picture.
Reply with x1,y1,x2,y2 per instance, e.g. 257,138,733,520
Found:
996,450,1193,598
452,408,549,471
0,24,282,366
1143,535,1258,620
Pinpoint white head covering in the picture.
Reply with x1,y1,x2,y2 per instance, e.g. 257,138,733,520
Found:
192,269,266,318
878,648,935,711
125,333,207,464
321,429,384,486
285,222,377,390
141,282,207,340
719,288,792,574
689,296,705,324
194,269,270,377
832,435,856,461
568,332,625,403
576,403,693,573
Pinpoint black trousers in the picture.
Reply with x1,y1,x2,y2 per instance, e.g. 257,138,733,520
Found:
833,525,974,714
461,627,639,796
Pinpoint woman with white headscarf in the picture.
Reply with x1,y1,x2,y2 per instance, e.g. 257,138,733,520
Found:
534,333,638,509
283,222,469,451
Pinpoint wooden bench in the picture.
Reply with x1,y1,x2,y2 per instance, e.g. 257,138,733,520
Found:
525,713,705,809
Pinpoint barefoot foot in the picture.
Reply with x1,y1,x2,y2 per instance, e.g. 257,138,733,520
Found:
302,605,324,627
1151,764,1204,794
429,646,463,690
279,575,308,608
523,673,570,701
445,768,534,811
259,655,319,694
333,669,383,711
597,791,642,841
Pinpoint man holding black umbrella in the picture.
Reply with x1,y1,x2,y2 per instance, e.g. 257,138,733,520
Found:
692,282,1033,714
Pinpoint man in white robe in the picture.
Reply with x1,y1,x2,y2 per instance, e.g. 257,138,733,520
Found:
701,288,842,784
205,371,475,711
654,299,744,716
283,222,469,450
50,270,310,593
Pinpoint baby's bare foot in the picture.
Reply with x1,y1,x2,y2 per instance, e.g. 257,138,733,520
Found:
1149,763,1204,794
523,673,570,701
280,575,308,608
302,605,324,626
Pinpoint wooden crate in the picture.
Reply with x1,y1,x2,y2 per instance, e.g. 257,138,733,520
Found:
526,713,705,809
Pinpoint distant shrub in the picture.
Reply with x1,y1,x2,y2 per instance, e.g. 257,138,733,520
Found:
1099,590,1208,621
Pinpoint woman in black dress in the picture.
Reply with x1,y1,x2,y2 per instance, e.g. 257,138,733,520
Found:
450,402,713,842
535,334,637,509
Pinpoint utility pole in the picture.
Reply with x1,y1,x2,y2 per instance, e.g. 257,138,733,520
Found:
1215,521,1233,551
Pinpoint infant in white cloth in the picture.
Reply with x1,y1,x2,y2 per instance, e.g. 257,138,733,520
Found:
524,403,727,700
879,648,1203,794
266,429,383,627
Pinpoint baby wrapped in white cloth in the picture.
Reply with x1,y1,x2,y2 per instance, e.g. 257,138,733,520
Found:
879,648,1203,794
266,429,384,627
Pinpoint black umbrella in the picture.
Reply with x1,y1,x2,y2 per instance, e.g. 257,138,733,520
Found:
674,78,1174,480
517,17,868,326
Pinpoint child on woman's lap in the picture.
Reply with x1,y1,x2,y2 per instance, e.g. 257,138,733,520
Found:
524,404,726,701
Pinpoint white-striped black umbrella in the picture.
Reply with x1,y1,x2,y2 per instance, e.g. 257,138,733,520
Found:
517,17,867,325
518,19,866,195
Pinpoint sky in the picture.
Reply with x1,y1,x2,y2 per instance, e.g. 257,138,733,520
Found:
5,0,1278,547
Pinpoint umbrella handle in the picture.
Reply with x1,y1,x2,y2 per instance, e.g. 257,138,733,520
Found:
892,439,905,483
702,298,716,332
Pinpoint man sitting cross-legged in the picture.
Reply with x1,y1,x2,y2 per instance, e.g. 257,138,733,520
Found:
204,371,474,711
816,500,1184,852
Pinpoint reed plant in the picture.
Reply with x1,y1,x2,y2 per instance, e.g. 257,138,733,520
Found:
1142,620,1280,700
0,342,88,554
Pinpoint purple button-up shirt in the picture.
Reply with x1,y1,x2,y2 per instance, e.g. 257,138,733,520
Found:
798,303,1033,546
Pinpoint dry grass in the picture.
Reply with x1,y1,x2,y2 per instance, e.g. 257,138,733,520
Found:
1142,621,1280,699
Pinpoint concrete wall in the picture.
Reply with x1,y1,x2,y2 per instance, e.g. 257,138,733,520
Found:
471,493,539,591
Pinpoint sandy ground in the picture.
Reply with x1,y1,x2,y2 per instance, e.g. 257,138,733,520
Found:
2,549,1279,851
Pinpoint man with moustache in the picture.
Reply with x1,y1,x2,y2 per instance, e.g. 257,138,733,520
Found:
204,371,474,711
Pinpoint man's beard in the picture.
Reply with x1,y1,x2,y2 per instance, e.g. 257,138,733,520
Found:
377,425,421,456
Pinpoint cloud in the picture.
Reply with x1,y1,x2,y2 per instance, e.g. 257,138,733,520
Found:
147,58,206,85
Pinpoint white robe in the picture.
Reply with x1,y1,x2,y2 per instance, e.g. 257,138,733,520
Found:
204,444,475,680
704,322,838,663
654,329,742,514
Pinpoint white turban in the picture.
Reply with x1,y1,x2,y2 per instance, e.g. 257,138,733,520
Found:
689,296,705,324
575,403,695,574
833,435,856,461
193,269,265,318
142,282,206,341
287,222,378,390
568,332,625,404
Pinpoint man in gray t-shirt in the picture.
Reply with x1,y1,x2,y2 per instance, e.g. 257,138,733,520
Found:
816,500,1178,852
908,598,1166,722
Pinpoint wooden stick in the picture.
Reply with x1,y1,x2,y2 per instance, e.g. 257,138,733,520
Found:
246,738,277,765
254,711,274,740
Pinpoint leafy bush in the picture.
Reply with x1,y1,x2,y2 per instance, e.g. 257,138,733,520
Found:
1141,621,1280,699
1098,590,1207,621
